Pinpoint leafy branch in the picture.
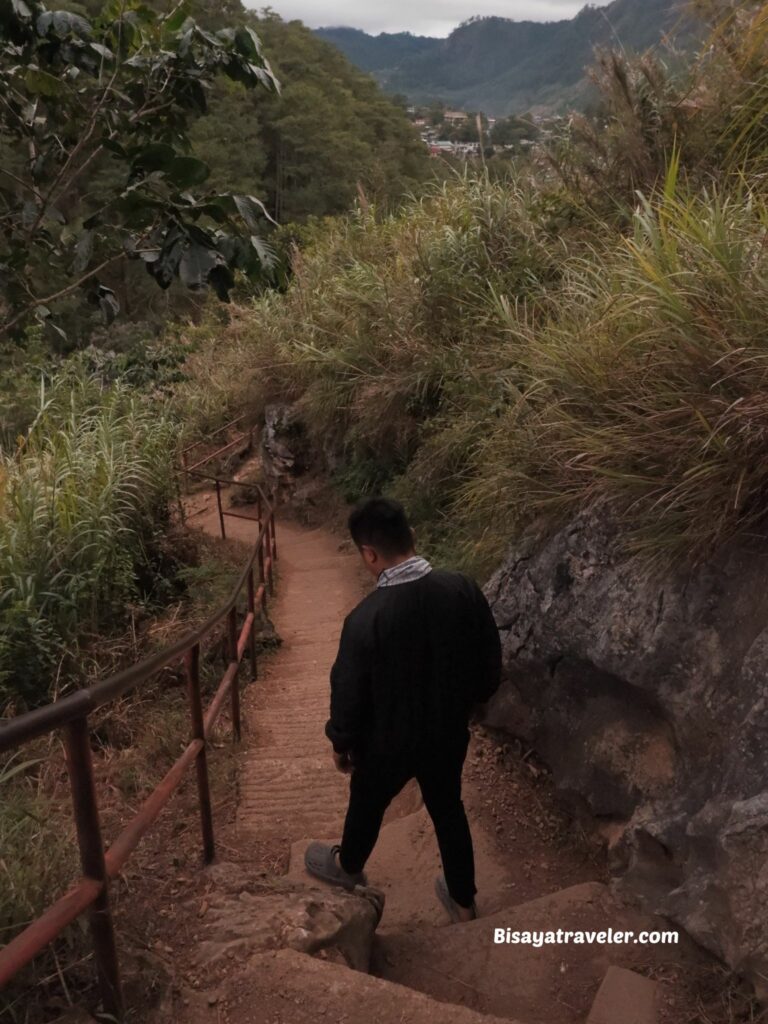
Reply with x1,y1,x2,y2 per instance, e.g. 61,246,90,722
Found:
0,0,282,339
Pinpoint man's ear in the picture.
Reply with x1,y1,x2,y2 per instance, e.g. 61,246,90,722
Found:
360,544,378,567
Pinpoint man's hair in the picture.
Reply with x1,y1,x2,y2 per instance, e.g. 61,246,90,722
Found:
348,497,414,558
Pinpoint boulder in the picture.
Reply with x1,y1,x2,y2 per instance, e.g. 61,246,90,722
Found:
261,403,314,495
194,865,383,973
481,511,768,991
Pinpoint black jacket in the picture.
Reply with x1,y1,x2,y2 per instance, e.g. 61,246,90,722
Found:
325,569,502,761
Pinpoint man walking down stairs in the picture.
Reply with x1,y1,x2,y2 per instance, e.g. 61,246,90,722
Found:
303,497,502,923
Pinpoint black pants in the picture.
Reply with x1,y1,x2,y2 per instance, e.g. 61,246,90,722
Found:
338,734,476,908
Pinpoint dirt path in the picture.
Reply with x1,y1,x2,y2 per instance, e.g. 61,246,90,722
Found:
177,496,724,1024
239,519,365,843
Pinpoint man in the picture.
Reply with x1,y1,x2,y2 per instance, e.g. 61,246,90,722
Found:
304,497,502,923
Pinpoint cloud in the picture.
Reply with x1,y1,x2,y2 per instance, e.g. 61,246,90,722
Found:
252,1,613,37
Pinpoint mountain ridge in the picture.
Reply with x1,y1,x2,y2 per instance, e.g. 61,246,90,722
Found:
315,0,698,116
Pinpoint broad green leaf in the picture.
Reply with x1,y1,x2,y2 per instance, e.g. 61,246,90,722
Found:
233,193,274,230
179,241,217,290
72,229,93,274
36,11,92,37
234,26,262,60
166,155,210,188
208,263,235,301
24,66,64,98
90,42,114,61
131,143,177,175
164,5,190,33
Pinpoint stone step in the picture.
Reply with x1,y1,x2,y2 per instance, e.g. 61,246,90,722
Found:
287,803,513,934
217,948,527,1024
587,966,658,1024
373,882,681,1024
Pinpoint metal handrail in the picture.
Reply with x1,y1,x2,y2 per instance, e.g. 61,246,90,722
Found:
180,415,246,458
0,461,277,1020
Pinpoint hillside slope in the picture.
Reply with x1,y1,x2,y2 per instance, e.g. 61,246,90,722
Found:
316,0,698,115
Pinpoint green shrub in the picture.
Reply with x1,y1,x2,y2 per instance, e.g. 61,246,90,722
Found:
0,376,178,708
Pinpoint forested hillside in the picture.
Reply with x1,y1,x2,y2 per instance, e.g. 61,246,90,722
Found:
317,0,698,114
191,13,430,224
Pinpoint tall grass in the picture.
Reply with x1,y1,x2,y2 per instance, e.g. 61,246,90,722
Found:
175,2,768,571
457,179,768,563
179,165,768,571
0,376,177,708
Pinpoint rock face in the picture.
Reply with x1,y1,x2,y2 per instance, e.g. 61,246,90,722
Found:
261,404,314,496
481,511,768,992
195,864,383,973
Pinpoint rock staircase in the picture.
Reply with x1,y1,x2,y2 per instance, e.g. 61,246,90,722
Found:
180,499,697,1024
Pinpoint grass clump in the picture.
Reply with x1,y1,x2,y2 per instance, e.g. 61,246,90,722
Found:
0,375,178,709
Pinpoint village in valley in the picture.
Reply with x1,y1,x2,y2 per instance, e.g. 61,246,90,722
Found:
404,103,542,159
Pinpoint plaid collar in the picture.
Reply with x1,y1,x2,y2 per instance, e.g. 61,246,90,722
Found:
377,556,433,588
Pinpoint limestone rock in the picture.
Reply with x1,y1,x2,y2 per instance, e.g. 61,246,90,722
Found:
261,403,313,493
195,865,383,972
481,510,768,989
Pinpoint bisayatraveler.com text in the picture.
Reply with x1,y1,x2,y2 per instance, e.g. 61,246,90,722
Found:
493,927,679,948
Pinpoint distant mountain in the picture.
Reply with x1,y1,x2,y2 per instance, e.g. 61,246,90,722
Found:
311,27,441,72
316,0,698,116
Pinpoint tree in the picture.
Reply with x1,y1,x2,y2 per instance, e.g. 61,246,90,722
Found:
189,14,432,225
0,0,281,340
491,114,538,147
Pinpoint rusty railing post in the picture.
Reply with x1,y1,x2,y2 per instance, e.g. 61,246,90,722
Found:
257,530,266,610
265,518,275,595
247,568,258,681
185,643,215,863
215,479,226,540
64,717,123,1021
270,511,277,561
228,607,242,741
256,490,263,531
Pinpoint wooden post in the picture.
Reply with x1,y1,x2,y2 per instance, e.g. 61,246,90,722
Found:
185,644,215,863
65,718,123,1021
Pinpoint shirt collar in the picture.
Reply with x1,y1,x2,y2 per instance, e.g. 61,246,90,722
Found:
377,555,433,588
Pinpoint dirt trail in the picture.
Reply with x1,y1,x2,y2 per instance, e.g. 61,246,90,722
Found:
239,518,364,842
181,495,716,1024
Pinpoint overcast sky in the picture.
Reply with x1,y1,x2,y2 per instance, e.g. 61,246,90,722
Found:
253,1,613,38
